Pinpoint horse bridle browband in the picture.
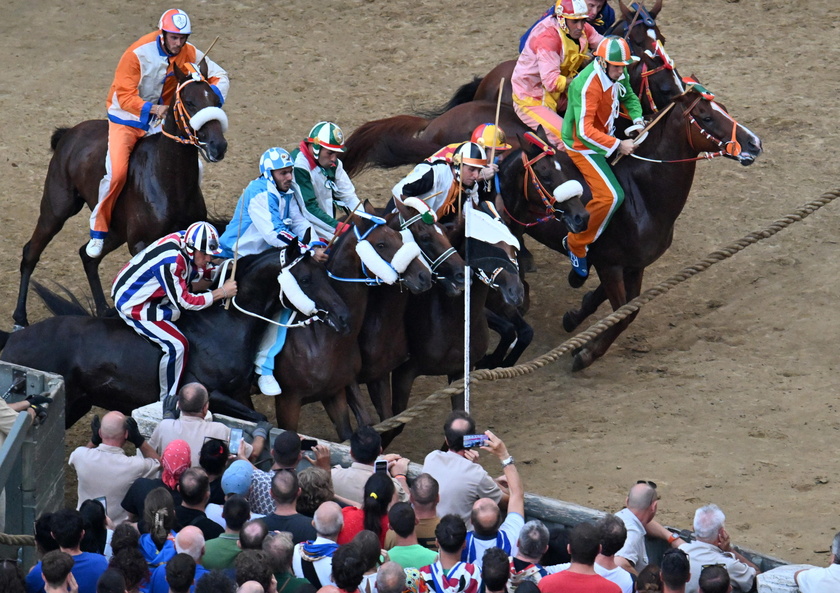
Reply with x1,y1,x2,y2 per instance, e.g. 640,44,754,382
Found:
398,213,457,279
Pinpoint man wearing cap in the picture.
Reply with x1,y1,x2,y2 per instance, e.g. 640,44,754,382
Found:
219,147,328,396
291,122,361,240
206,460,267,528
87,8,229,258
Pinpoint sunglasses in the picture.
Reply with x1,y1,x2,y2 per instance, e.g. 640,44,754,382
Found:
636,479,658,489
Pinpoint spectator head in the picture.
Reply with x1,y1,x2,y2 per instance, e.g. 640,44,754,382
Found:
660,548,690,590
161,440,192,490
34,512,59,556
200,438,229,476
567,522,600,566
79,499,108,554
179,467,211,507
175,526,206,561
178,382,210,414
49,509,85,550
222,495,251,532
237,582,265,593
271,469,300,506
833,531,840,564
235,551,276,593
331,543,367,592
349,426,381,464
481,547,511,593
144,487,176,548
262,531,295,574
362,472,395,537
541,526,571,567
351,530,381,572
166,553,196,593
240,520,269,550
698,564,730,593
223,460,254,497
297,467,334,517
109,523,140,556
626,481,659,523
108,547,149,592
376,562,406,593
41,551,74,589
409,474,439,511
636,564,662,592
471,498,502,538
693,504,726,542
0,559,25,593
313,502,344,539
272,432,302,468
196,571,237,593
517,520,549,561
443,410,475,452
99,411,128,445
597,514,627,557
388,502,416,539
435,514,468,554
96,569,127,593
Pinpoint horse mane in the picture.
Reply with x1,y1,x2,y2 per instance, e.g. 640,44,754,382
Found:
50,128,70,151
343,115,438,177
416,77,483,118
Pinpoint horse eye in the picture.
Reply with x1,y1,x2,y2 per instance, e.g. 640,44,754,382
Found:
702,116,714,123
420,234,432,244
185,100,196,109
299,275,311,286
376,242,386,250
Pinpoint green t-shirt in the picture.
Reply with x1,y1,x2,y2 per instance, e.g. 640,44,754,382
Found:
387,544,439,569
201,533,240,570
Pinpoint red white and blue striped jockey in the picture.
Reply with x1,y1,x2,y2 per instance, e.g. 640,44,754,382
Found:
112,221,237,406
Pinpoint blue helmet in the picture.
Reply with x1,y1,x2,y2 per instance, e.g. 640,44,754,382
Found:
259,147,294,181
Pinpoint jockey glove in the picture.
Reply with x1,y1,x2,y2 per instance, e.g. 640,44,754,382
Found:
26,393,52,407
125,417,146,448
31,404,48,426
162,395,180,421
91,415,103,447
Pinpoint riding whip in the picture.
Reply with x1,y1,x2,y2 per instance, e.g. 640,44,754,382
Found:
326,201,364,251
488,77,505,166
611,101,674,165
226,194,246,310
198,36,220,65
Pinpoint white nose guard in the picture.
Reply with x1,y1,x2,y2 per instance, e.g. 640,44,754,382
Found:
277,269,317,315
190,106,229,132
355,240,399,284
553,180,584,204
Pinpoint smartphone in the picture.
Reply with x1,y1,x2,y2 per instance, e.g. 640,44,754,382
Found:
94,496,107,513
301,438,318,451
463,434,489,449
229,428,243,455
374,459,388,474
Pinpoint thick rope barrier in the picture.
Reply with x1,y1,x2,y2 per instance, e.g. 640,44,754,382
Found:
0,532,35,546
372,189,840,433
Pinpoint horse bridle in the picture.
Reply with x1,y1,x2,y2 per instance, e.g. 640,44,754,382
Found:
160,73,220,161
398,213,457,280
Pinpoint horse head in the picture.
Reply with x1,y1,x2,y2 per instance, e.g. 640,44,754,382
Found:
167,63,228,162
391,199,466,296
674,81,763,166
517,127,589,234
278,233,351,335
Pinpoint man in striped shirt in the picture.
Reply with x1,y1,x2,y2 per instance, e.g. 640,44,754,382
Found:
111,221,237,404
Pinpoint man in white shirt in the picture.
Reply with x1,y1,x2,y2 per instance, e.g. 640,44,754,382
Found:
292,501,343,588
69,411,160,525
593,515,633,593
794,531,840,592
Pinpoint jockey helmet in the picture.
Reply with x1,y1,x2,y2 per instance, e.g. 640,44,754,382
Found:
259,147,294,181
471,124,512,152
184,221,222,256
451,142,487,169
594,36,640,66
556,0,588,20
306,121,346,159
159,9,192,35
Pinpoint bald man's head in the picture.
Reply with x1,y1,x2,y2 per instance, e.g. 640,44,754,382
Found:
100,412,127,443
175,526,205,560
313,501,343,538
471,498,502,537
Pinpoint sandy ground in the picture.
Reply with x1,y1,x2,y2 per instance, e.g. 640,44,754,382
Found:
2,0,840,566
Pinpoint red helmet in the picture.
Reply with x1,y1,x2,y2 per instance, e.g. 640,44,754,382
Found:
159,9,192,35
556,0,588,20
471,124,512,151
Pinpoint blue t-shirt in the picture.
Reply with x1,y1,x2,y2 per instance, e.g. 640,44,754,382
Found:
25,551,108,593
147,562,209,593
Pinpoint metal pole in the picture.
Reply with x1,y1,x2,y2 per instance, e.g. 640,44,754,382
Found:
463,202,471,413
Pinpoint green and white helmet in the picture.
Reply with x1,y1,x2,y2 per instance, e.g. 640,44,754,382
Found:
306,121,346,158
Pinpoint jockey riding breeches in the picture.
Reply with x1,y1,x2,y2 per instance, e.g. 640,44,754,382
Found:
566,150,624,258
513,93,564,148
91,122,145,239
120,314,188,400
254,309,293,378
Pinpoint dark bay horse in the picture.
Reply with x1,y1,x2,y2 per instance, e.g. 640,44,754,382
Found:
271,207,432,440
0,241,349,427
13,60,228,328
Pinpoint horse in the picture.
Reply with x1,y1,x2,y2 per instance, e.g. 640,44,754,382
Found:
270,206,432,441
13,60,228,328
0,239,350,428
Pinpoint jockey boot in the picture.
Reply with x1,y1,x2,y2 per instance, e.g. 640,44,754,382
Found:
565,236,589,288
258,373,282,396
85,238,104,258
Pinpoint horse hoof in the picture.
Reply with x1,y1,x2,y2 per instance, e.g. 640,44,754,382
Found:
12,324,26,332
571,350,593,372
562,312,579,333
568,270,588,289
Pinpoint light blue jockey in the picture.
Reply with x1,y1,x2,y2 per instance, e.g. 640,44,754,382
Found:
220,147,325,396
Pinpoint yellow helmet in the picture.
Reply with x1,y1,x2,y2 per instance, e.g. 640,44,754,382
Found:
555,0,588,20
471,124,512,151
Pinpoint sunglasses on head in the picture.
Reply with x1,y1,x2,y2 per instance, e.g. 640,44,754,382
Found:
637,479,657,489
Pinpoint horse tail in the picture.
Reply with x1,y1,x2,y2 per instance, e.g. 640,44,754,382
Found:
343,115,438,177
32,281,96,318
0,330,9,352
50,128,70,151
416,77,483,118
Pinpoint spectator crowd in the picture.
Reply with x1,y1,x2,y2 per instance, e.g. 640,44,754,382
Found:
1,388,833,593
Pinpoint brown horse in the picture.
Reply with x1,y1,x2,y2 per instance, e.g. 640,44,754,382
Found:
271,206,432,440
13,61,228,328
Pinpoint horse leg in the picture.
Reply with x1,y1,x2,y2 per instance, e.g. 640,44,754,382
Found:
208,389,267,423
572,267,645,371
274,393,303,433
563,284,608,333
385,361,422,443
345,382,374,428
501,313,534,367
477,308,516,369
80,235,124,316
322,391,354,442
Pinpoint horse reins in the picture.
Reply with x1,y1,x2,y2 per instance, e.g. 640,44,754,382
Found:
160,77,203,146
398,213,457,278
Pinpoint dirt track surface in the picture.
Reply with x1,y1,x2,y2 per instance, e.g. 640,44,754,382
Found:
3,0,840,566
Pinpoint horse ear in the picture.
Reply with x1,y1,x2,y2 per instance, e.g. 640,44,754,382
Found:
517,133,537,157
393,198,409,217
535,125,551,146
619,0,633,21
362,200,377,216
302,228,312,246
172,64,187,83
287,238,301,260
198,57,209,80
650,0,662,18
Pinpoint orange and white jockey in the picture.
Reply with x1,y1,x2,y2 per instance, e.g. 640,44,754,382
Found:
86,9,230,258
512,0,604,147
